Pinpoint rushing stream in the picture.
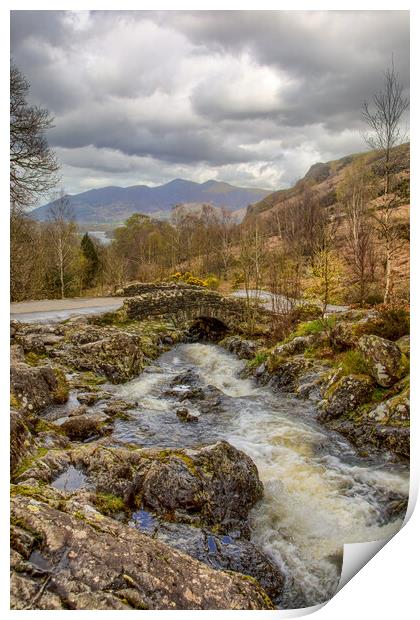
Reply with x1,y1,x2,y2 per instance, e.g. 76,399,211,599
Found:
104,343,408,608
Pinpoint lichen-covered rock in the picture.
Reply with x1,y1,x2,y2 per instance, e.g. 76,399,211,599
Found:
357,335,407,387
10,344,26,365
267,358,309,392
221,336,259,360
10,492,274,610
10,409,33,474
61,441,263,535
76,392,100,406
59,327,145,383
330,321,359,350
396,335,410,357
271,335,314,359
367,389,410,424
328,418,409,460
295,364,329,401
321,374,374,419
10,362,69,413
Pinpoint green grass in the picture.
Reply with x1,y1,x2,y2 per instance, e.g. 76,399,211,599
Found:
340,350,369,375
247,351,268,369
287,317,336,340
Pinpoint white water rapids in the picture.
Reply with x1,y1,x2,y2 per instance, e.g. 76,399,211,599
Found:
109,343,409,608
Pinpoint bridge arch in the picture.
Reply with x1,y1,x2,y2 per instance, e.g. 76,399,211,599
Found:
119,282,250,332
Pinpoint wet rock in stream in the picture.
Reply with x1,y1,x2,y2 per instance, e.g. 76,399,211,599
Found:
11,492,274,610
134,519,285,604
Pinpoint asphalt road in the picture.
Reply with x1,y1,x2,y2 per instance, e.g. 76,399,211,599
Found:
10,289,348,323
10,296,126,323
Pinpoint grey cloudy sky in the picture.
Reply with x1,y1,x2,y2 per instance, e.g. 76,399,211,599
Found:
11,10,409,196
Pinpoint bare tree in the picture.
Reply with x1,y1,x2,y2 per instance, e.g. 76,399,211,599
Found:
10,64,59,209
362,61,409,302
363,61,409,195
338,158,376,304
48,192,77,299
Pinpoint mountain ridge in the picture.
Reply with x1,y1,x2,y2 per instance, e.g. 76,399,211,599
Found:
31,178,271,224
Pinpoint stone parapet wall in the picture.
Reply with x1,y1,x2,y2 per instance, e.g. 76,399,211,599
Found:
121,283,251,328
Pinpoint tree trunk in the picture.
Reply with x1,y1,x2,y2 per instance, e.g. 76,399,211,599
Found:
383,242,392,304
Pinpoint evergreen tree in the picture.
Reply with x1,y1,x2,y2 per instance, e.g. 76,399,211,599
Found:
80,233,99,287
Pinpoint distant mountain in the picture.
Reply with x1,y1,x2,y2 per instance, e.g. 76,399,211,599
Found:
31,179,271,224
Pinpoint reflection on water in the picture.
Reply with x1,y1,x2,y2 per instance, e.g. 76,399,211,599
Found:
109,343,409,608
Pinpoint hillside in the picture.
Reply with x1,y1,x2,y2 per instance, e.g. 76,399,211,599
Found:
244,143,410,300
32,179,271,225
245,144,410,224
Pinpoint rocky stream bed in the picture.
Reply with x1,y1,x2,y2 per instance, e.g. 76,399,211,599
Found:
10,308,410,610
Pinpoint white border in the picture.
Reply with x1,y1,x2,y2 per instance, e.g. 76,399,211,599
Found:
1,3,417,619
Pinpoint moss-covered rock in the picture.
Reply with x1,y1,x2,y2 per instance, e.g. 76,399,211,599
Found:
10,409,34,475
321,374,374,419
366,388,410,425
396,335,410,357
220,335,259,359
60,325,145,383
357,334,408,387
10,362,69,413
60,414,111,441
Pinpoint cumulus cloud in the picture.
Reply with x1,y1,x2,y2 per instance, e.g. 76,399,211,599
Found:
10,10,409,197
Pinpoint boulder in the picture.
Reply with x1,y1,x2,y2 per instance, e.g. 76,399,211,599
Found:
330,321,358,350
129,441,263,535
77,392,100,406
396,335,410,357
10,492,273,610
221,336,259,360
10,344,26,365
267,358,309,392
357,335,407,387
103,399,137,415
367,389,410,424
58,325,145,383
60,414,110,441
150,521,285,604
10,409,33,474
68,441,263,535
271,335,314,358
328,418,409,460
10,363,69,413
321,374,374,419
176,407,199,422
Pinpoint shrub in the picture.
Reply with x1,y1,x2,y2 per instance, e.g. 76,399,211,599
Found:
357,301,409,341
295,303,322,321
169,271,208,287
204,275,220,290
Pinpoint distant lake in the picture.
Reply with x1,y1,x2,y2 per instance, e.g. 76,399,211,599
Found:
88,230,112,245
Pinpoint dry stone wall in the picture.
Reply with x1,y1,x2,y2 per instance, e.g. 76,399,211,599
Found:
120,283,251,329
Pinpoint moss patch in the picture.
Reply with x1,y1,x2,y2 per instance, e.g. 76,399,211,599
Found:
93,493,126,516
13,447,49,478
25,352,48,366
53,369,70,404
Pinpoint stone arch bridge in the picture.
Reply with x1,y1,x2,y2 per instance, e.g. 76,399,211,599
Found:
116,282,266,331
